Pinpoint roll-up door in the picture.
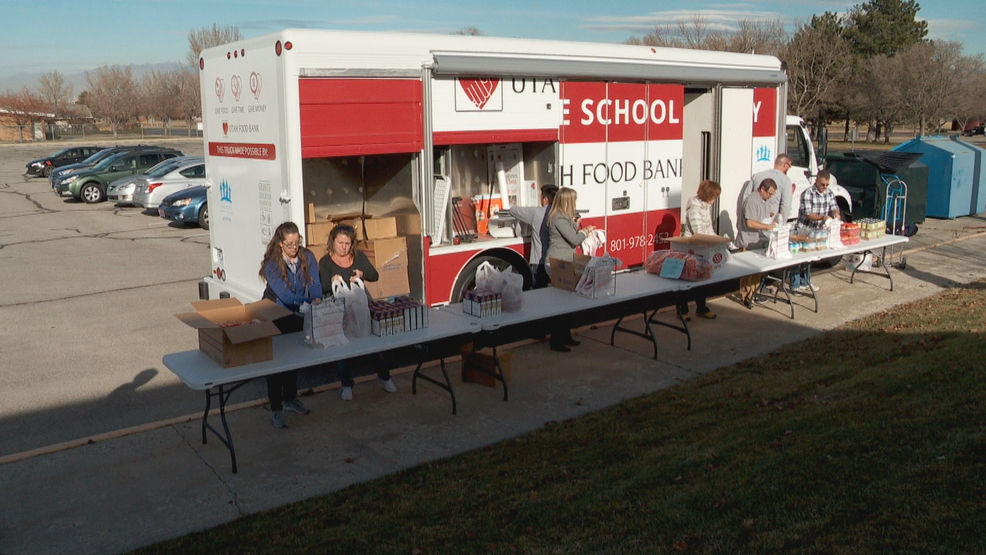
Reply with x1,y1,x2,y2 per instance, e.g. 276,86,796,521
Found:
299,78,423,158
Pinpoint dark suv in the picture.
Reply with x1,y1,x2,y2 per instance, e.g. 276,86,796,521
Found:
53,147,184,203
25,146,102,177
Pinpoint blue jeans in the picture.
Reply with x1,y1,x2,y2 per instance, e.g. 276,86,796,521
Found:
790,264,812,289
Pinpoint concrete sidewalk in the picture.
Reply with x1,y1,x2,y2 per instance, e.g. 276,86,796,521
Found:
2,235,985,555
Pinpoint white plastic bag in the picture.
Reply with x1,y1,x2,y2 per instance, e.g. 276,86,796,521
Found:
826,218,844,249
847,253,873,272
765,223,792,260
576,255,620,298
500,271,524,312
333,278,371,339
301,299,348,348
475,260,504,293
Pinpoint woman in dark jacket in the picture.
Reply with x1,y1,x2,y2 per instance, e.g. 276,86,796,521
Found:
317,224,395,401
259,221,322,429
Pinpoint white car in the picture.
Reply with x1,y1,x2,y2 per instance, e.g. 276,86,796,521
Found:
105,156,198,205
131,158,207,210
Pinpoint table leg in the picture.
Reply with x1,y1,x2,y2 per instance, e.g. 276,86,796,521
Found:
200,381,247,474
849,248,894,291
412,352,458,415
611,313,659,360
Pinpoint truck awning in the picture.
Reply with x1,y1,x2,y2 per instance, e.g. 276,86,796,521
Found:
430,51,786,86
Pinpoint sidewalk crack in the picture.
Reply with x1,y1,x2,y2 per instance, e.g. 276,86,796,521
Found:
170,424,244,516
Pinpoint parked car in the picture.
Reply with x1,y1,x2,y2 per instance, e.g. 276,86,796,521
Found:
49,145,179,188
25,146,102,177
106,155,201,205
132,159,207,211
159,185,209,229
53,147,184,203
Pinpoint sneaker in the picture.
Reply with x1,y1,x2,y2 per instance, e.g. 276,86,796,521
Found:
341,387,353,401
379,378,397,393
283,399,310,415
808,283,821,292
743,299,754,310
792,285,808,293
271,410,287,429
696,310,717,320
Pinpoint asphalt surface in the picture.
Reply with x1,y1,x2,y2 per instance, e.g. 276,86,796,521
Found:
1,138,985,554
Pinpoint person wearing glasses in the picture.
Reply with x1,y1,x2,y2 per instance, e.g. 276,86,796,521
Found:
748,154,794,222
792,170,840,292
260,221,323,428
736,179,778,309
317,224,396,401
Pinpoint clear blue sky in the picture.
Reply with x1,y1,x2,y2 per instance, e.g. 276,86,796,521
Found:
1,0,982,79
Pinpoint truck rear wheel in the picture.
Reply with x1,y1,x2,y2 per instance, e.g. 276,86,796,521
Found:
451,253,531,303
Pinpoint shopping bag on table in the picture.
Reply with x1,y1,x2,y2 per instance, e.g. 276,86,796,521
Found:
333,279,371,338
575,254,620,297
301,298,348,348
500,271,524,312
765,223,792,260
475,260,505,293
825,218,844,249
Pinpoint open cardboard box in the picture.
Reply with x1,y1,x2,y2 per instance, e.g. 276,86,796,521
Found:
668,234,732,269
548,254,591,292
174,298,293,368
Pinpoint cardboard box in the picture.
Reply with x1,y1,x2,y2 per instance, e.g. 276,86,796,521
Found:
307,243,329,263
174,299,293,368
361,237,410,299
548,254,591,292
305,221,336,246
460,344,513,388
668,234,732,269
362,216,398,240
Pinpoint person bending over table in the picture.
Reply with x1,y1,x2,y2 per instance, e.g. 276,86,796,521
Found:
508,183,558,289
677,179,722,320
545,187,596,352
735,179,778,309
793,170,840,292
260,221,323,429
317,224,396,401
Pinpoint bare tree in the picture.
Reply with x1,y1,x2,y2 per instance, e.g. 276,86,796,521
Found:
452,27,483,36
896,41,984,135
782,18,853,120
37,71,74,115
858,54,908,142
187,24,242,67
631,14,785,55
84,65,140,139
141,67,186,136
730,19,787,56
0,87,48,142
176,69,201,137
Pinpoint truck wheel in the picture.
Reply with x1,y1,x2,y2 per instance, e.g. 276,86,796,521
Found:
198,203,209,230
451,253,531,303
81,183,105,204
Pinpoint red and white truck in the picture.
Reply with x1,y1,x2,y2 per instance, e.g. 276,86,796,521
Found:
197,29,850,305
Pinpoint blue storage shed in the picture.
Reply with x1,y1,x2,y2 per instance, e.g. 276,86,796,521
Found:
891,136,986,218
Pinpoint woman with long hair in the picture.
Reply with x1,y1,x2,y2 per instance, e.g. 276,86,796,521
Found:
545,187,596,352
677,180,721,320
259,221,323,428
317,224,395,401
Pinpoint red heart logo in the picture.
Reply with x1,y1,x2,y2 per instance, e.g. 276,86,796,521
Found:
459,78,499,109
222,121,229,136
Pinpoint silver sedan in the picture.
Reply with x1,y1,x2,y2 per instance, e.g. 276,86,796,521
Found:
132,158,207,211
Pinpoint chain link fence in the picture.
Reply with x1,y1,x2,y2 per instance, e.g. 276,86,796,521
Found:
1,122,203,144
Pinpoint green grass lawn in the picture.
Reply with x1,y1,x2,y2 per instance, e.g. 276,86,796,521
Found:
133,282,986,555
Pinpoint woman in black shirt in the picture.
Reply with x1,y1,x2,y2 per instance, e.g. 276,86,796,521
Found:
317,224,395,401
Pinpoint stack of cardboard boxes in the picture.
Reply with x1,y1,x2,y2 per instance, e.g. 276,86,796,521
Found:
305,203,411,300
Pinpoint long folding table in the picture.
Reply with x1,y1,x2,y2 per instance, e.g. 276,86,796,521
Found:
163,308,480,472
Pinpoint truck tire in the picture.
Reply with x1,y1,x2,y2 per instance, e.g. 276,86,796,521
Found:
451,253,531,303
80,182,105,204
198,203,209,230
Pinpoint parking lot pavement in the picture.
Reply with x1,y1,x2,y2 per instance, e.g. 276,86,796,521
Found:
2,139,986,554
